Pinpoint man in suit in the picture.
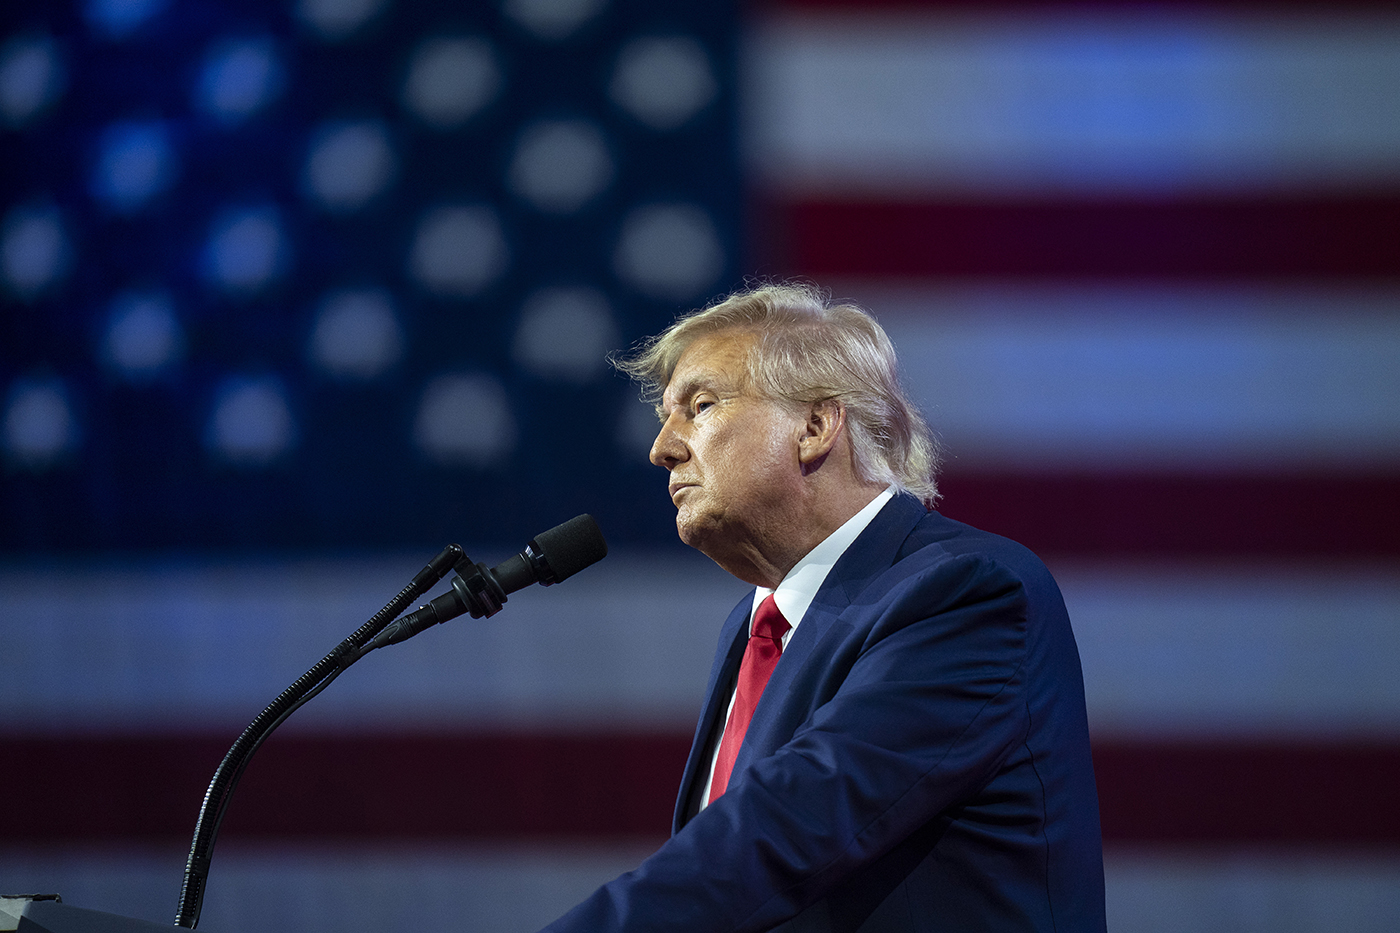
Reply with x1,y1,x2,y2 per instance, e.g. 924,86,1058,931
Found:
541,284,1105,932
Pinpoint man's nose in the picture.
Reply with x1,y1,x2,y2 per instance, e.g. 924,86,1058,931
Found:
650,416,688,469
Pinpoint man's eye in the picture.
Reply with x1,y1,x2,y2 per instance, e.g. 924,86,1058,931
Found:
693,399,714,414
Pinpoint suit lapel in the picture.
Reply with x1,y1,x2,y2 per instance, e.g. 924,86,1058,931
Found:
672,495,931,831
673,593,753,832
823,493,930,606
723,495,930,783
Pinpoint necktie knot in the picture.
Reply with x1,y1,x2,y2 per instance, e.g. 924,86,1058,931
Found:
752,594,789,643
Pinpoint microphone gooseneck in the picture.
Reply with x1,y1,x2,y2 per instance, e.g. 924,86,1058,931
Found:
175,542,467,928
174,514,607,928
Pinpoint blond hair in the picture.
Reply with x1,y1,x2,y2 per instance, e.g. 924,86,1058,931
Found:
614,282,941,505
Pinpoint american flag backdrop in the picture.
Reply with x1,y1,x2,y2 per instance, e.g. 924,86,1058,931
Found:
3,1,1399,932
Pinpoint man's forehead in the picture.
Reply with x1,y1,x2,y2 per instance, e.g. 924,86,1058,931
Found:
662,331,753,403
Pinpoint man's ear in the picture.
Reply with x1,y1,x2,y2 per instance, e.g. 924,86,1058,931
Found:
798,398,845,466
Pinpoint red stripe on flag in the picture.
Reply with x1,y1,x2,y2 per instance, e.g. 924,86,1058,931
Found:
1094,738,1400,847
3,732,1399,846
0,732,689,845
936,471,1400,559
759,196,1400,279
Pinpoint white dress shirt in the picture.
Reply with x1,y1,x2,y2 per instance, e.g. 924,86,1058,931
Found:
697,487,895,809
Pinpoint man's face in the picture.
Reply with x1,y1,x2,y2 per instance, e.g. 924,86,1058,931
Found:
650,329,808,582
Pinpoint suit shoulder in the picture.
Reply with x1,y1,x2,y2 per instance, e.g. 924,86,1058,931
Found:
897,508,1063,600
831,494,1062,613
900,509,1044,568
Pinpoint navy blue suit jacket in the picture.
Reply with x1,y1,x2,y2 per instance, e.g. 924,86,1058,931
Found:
542,495,1106,932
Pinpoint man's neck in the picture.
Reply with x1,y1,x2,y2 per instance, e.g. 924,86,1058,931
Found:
759,486,896,625
745,481,888,588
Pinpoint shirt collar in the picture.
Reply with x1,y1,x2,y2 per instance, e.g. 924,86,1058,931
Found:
752,486,895,633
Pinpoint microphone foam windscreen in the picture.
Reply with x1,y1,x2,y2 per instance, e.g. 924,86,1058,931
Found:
533,514,608,582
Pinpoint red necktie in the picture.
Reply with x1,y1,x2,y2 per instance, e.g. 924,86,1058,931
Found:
708,594,790,803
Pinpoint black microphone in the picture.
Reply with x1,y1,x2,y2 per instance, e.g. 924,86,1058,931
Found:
366,514,607,651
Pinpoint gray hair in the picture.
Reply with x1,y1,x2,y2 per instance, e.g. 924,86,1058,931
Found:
613,282,941,506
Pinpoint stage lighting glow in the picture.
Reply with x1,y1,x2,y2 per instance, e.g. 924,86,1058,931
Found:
408,204,508,297
201,206,288,295
205,376,297,466
195,37,283,123
84,0,167,41
90,121,178,214
613,202,723,301
102,290,184,380
507,119,614,213
502,0,607,42
302,119,397,213
413,373,517,468
610,36,717,130
307,288,404,381
3,378,79,471
511,287,619,383
296,0,390,43
401,36,502,129
0,35,65,126
1,205,69,300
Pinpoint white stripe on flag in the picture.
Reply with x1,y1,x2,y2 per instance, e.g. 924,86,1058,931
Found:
747,9,1400,194
860,283,1400,470
3,557,1398,737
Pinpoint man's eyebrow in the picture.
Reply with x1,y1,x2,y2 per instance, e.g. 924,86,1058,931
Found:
664,369,731,408
666,374,703,404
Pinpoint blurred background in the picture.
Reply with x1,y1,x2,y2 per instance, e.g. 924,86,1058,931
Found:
2,0,1398,930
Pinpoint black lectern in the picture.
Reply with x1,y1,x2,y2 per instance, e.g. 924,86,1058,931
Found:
1,896,218,933
2,896,215,930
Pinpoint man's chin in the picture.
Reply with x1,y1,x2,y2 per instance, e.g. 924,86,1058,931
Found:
674,510,715,551
675,517,703,549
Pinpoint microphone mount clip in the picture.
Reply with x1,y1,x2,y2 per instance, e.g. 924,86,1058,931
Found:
450,557,508,619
